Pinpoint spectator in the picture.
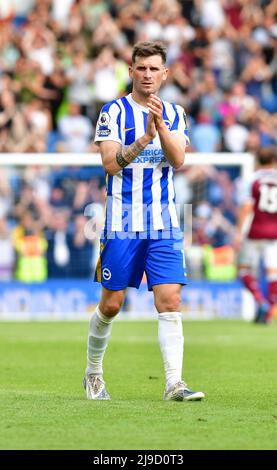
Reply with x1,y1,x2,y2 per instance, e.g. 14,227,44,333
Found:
222,114,249,152
229,81,257,122
193,202,235,247
198,71,223,122
13,182,39,221
190,112,221,152
92,47,129,114
51,0,75,29
43,60,68,131
209,27,235,88
46,209,72,279
12,211,48,283
57,102,93,152
198,0,225,30
21,23,56,76
69,214,94,278
72,181,91,214
66,49,94,113
0,21,20,72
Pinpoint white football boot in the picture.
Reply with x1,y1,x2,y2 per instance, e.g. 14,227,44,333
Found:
83,374,110,400
163,381,205,401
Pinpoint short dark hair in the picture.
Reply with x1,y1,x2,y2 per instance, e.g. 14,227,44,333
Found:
257,146,277,166
132,41,167,64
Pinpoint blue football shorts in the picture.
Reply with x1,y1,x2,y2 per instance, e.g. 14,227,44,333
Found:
94,230,187,291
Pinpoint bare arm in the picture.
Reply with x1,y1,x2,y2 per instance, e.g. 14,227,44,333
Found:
99,137,149,175
147,94,186,169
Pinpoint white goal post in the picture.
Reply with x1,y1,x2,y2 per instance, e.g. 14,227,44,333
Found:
0,152,255,179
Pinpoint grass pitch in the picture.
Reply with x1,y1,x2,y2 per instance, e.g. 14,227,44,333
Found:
0,320,277,450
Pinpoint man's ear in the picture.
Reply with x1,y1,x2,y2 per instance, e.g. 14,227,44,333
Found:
162,67,168,81
129,66,133,79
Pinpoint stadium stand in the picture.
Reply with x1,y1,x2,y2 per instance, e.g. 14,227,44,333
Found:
0,0,276,281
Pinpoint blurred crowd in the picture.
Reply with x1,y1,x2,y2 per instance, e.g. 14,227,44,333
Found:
0,0,277,282
0,0,276,154
0,162,241,282
0,165,106,281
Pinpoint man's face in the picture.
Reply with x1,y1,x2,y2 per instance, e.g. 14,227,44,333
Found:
129,55,168,96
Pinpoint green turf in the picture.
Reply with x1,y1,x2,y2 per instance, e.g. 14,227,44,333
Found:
0,320,277,450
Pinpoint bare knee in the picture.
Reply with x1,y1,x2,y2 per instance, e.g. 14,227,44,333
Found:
154,292,181,313
99,290,125,318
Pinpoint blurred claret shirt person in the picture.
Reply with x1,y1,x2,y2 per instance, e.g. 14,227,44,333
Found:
235,146,277,324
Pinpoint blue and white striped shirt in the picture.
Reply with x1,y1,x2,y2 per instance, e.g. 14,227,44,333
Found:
95,93,189,233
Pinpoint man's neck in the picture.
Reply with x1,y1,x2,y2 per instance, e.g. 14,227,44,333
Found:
131,91,151,108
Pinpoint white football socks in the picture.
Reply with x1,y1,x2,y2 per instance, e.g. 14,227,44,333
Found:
86,305,114,377
158,312,184,390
